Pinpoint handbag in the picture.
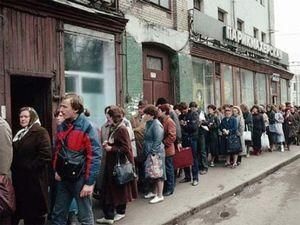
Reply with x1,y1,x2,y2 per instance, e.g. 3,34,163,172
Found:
113,152,136,185
173,147,193,169
0,175,16,216
261,133,270,149
227,134,241,153
243,125,252,141
56,139,86,182
145,153,163,179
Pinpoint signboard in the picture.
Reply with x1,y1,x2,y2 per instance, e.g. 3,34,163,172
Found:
223,26,283,59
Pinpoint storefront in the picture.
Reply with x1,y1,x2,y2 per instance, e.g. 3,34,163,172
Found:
190,38,292,109
0,0,127,134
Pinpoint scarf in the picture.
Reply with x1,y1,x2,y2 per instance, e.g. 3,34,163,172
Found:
13,107,41,142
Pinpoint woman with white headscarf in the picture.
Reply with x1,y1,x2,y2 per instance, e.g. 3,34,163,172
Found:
11,107,51,225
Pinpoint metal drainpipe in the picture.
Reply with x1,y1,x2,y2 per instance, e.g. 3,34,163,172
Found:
232,0,236,28
267,0,273,45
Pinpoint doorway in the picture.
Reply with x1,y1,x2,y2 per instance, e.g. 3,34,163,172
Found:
143,45,172,105
10,75,52,136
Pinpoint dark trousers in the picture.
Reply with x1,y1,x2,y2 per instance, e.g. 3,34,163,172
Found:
0,215,12,225
183,137,199,181
12,215,46,225
164,156,175,193
103,204,126,220
198,134,208,171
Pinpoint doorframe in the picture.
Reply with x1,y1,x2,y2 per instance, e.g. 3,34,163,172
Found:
6,70,55,130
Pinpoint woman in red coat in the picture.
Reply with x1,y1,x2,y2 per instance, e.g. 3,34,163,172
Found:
96,106,138,224
11,107,51,225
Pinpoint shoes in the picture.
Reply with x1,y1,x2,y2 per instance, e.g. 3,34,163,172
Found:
192,180,199,186
179,178,191,183
96,218,114,224
144,192,157,199
200,170,208,175
224,163,231,167
149,196,164,204
114,214,125,221
280,145,285,152
209,162,215,167
163,191,173,196
231,163,237,169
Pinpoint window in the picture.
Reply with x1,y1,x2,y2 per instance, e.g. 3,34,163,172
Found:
260,0,265,6
223,64,233,104
261,32,266,42
218,9,227,23
192,58,214,108
147,56,163,70
237,19,244,31
194,0,203,11
149,0,170,9
280,79,288,103
253,27,259,39
256,73,267,105
241,69,254,107
64,24,116,127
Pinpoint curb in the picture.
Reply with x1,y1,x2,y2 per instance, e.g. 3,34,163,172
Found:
164,153,300,225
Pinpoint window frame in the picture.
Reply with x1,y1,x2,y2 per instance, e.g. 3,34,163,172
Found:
218,8,227,23
253,27,259,39
237,19,244,32
261,32,266,42
147,0,171,10
194,0,203,11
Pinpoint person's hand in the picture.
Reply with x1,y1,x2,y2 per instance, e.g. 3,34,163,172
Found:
80,184,94,198
177,143,182,151
104,145,112,152
55,172,61,181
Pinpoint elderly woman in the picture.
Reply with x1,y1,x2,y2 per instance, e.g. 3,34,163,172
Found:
11,107,51,225
220,106,240,168
158,104,176,196
96,106,137,224
143,105,166,204
232,106,246,165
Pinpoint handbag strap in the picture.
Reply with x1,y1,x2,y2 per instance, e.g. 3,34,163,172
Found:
116,150,130,166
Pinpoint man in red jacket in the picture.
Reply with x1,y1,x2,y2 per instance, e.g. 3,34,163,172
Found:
52,93,101,225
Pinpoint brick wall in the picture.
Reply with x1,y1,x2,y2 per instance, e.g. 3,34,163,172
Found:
119,0,188,31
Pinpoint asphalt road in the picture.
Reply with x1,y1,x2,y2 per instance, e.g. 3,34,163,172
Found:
180,158,300,225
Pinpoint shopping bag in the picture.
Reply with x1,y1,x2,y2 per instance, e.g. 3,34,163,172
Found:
261,133,270,149
173,147,193,169
243,125,252,141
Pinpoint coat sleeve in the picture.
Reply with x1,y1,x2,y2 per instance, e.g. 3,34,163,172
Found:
150,122,164,154
0,120,13,175
163,119,176,148
84,125,102,185
30,127,52,171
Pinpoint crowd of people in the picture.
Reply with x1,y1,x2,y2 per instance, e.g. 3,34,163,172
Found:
1,93,300,225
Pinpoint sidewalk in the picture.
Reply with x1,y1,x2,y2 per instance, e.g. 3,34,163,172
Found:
116,146,300,225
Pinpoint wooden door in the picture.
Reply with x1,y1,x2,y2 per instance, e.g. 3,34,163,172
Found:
143,46,172,105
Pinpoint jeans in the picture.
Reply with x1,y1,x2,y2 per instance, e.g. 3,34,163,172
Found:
183,137,199,181
164,156,175,193
69,199,78,214
51,177,94,225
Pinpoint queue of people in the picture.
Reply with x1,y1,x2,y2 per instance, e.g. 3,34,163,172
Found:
1,93,300,225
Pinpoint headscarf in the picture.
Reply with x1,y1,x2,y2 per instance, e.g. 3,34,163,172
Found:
13,107,41,142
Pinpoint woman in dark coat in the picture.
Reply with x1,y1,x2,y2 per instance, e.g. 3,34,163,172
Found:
220,106,240,168
283,108,297,150
251,105,266,155
96,106,138,224
11,107,51,225
206,104,220,167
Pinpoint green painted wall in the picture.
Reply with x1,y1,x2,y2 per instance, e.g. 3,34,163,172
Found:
122,35,143,116
171,53,194,103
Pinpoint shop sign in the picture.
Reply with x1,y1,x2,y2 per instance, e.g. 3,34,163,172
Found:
223,26,282,59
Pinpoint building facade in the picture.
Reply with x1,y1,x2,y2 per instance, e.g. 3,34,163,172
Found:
0,0,127,134
190,0,292,109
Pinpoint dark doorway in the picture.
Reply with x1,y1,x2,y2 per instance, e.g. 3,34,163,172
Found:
10,75,52,137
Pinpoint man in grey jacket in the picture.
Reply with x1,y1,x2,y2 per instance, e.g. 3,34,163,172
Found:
0,116,13,177
0,116,13,225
